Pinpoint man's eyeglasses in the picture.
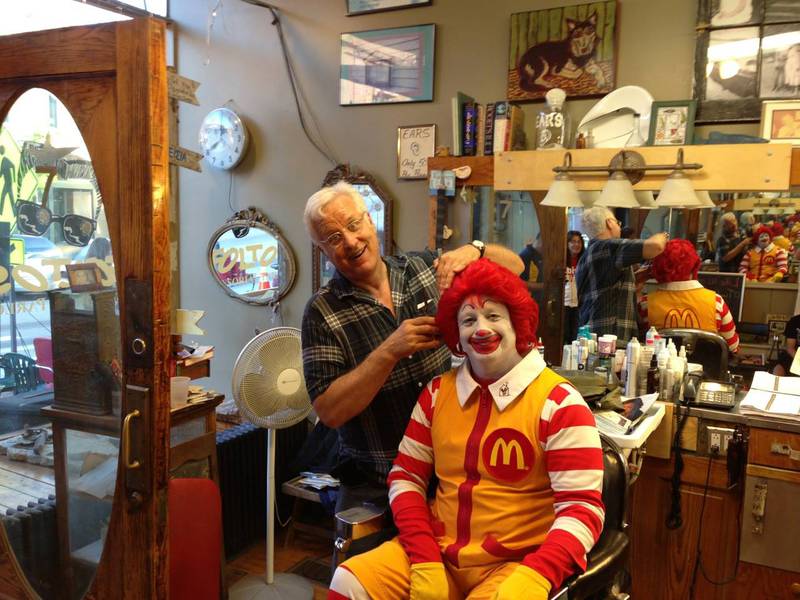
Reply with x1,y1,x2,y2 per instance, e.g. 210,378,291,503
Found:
321,211,368,248
16,200,96,247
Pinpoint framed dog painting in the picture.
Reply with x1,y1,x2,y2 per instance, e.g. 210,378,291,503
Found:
507,1,618,102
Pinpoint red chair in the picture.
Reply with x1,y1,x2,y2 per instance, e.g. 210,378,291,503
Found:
33,338,54,384
168,478,223,600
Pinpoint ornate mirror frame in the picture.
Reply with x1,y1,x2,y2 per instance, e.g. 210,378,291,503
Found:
207,207,297,305
312,164,394,291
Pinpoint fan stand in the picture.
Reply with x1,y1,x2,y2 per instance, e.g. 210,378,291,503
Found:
229,429,314,600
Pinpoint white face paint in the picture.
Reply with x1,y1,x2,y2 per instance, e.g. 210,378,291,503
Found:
457,296,522,381
758,232,771,249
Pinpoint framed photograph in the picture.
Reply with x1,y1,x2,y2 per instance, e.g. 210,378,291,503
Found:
339,24,435,106
397,124,435,179
346,0,431,16
760,99,800,144
312,165,393,291
694,0,800,123
648,100,697,145
65,263,103,293
507,2,618,102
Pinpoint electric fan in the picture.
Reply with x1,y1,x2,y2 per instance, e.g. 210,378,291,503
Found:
228,327,314,600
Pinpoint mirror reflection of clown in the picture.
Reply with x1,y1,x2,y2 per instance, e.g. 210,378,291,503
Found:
329,260,604,600
739,224,788,282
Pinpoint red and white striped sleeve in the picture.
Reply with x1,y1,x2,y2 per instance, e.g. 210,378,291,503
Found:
738,251,750,273
387,377,441,565
523,382,605,589
777,249,788,276
715,294,739,353
637,294,649,329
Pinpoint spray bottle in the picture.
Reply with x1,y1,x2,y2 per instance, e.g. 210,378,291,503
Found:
624,337,641,397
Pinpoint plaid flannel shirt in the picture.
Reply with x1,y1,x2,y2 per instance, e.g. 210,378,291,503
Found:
576,238,645,342
301,250,451,485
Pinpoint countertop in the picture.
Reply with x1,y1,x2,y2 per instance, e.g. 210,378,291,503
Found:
676,390,800,435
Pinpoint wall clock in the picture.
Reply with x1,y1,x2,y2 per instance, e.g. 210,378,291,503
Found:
198,106,249,170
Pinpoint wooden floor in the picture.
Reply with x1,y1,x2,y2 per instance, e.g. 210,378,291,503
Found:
226,525,333,599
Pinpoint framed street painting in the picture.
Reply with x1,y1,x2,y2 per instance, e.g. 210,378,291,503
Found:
507,1,618,102
346,0,431,16
694,0,800,123
340,24,435,105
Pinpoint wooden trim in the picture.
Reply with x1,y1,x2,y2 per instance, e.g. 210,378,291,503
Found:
427,156,494,187
494,145,792,191
0,23,117,79
746,463,800,485
791,147,800,187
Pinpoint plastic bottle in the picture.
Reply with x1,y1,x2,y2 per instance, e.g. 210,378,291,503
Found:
647,352,661,394
624,337,641,397
538,337,545,357
645,326,658,347
638,348,654,396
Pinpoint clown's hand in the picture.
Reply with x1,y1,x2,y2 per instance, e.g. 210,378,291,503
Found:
410,562,449,600
493,566,551,600
769,272,784,282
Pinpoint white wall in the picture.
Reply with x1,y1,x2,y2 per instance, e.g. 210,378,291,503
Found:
171,0,737,398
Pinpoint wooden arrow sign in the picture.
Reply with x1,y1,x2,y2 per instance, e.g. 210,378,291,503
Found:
167,72,200,105
169,145,203,172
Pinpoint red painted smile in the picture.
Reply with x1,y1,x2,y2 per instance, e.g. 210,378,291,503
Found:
469,334,501,354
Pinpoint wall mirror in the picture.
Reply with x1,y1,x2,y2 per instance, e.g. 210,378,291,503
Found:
0,87,120,599
312,164,393,291
208,207,297,305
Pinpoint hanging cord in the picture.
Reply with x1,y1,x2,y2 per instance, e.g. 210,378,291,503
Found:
665,400,690,530
241,0,339,166
226,170,235,213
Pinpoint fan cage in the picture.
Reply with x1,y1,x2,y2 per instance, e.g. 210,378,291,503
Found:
232,327,311,429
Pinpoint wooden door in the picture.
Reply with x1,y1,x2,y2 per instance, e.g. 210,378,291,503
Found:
0,19,170,599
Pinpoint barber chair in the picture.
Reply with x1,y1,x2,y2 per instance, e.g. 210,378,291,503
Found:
659,328,729,380
554,432,630,600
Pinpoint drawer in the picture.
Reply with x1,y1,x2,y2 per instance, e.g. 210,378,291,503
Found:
749,428,800,472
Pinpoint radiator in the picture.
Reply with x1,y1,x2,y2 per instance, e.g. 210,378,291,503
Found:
216,421,307,558
1,495,58,597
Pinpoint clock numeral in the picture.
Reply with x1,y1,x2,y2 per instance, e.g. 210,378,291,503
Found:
235,147,240,153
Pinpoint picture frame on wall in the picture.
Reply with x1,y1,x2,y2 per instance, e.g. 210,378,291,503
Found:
694,0,800,123
397,124,435,179
346,0,432,16
66,263,104,293
648,100,697,146
340,24,435,106
760,99,800,144
507,1,618,102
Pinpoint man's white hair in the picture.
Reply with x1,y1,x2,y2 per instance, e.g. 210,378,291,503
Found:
582,206,615,239
721,211,737,225
303,181,367,242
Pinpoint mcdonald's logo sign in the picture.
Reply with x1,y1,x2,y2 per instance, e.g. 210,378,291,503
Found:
481,428,535,483
662,308,700,329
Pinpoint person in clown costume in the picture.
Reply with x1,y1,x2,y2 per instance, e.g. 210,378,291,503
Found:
770,222,793,252
638,239,739,353
328,259,604,600
739,224,788,282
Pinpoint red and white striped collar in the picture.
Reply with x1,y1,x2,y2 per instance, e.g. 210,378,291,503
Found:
656,280,704,291
455,349,546,411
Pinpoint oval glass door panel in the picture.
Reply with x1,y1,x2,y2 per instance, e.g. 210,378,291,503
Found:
0,88,119,599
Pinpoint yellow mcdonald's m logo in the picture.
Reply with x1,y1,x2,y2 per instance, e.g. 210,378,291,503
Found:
489,438,527,470
663,308,700,329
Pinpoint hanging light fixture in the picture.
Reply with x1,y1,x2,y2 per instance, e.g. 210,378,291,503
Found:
635,190,657,209
542,154,583,207
597,170,639,207
657,149,700,207
694,190,715,208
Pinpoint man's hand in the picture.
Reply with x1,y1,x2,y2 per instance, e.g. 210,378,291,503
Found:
381,316,441,361
409,562,450,600
493,566,550,600
434,245,480,291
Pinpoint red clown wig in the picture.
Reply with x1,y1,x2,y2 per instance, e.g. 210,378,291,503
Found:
435,259,538,356
651,239,701,283
772,222,785,237
752,224,773,245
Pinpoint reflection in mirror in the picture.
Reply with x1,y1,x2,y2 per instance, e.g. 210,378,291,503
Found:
313,164,393,291
0,88,120,599
208,207,297,305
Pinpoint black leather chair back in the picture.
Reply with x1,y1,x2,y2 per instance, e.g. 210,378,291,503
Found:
598,432,629,536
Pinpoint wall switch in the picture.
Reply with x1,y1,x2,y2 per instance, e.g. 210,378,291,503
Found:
707,426,735,454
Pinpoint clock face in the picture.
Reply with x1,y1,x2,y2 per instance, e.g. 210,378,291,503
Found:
198,107,249,170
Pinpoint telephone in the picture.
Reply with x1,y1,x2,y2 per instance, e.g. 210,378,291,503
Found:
693,380,737,409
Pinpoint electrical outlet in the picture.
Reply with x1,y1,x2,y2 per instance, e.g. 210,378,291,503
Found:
707,426,735,454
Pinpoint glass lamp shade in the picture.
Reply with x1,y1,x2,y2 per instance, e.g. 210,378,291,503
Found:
635,190,656,209
752,206,766,216
695,190,715,208
657,170,699,207
580,191,600,207
542,173,584,207
596,171,639,208
783,206,796,215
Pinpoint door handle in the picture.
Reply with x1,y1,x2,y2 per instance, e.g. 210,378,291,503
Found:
122,409,141,470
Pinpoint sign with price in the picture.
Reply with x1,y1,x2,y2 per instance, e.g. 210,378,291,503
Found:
397,124,435,180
